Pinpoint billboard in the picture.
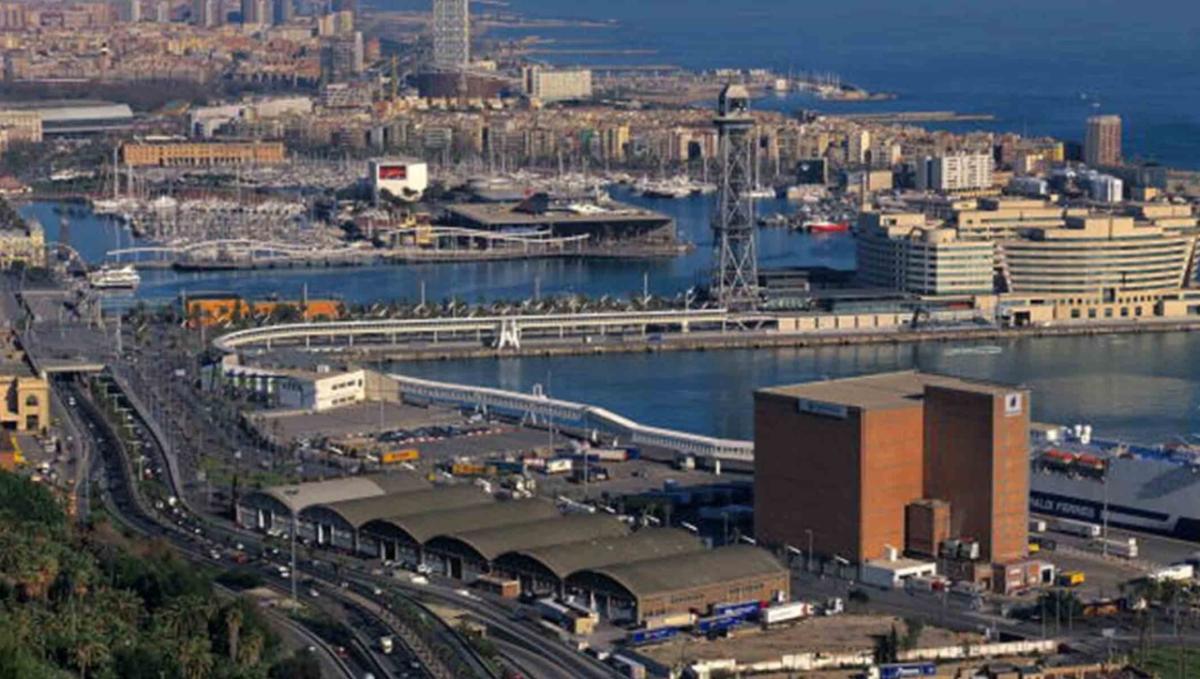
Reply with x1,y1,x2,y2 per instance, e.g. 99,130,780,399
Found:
378,164,408,180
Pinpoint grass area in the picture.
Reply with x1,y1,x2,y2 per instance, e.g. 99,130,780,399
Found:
1134,646,1200,679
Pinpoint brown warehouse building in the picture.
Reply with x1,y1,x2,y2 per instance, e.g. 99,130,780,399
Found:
754,370,1029,567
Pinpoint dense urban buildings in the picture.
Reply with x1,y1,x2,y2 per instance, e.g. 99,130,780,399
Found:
1085,114,1122,167
754,371,1030,568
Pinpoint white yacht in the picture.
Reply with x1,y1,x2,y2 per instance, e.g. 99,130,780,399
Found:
89,265,141,289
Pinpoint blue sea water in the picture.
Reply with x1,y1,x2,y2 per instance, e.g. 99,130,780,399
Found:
467,0,1200,168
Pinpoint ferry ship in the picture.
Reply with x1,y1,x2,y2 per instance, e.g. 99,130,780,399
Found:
88,264,141,289
1030,425,1200,542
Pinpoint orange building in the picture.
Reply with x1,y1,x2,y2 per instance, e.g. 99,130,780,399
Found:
121,141,286,168
184,297,343,328
754,371,1029,565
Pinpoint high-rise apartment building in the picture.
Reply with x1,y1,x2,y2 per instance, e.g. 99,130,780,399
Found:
192,0,220,27
432,0,469,69
241,0,267,24
272,0,292,24
521,66,592,102
1084,114,1122,167
754,371,1030,566
915,152,993,192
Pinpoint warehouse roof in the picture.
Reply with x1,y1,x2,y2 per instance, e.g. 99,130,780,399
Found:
441,513,630,562
758,370,1021,411
260,473,429,512
575,545,786,600
364,498,560,545
509,528,705,580
303,485,491,528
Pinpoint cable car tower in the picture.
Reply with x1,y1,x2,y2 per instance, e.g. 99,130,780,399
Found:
711,84,760,309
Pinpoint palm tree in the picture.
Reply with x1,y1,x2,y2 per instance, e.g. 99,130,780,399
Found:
237,629,264,668
224,605,243,663
176,635,214,679
73,632,110,679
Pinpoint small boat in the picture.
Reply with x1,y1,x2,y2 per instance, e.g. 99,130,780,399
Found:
801,220,850,233
89,264,141,289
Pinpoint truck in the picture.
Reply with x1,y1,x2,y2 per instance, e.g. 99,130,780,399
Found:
1050,517,1102,538
762,601,813,626
542,458,573,475
1090,536,1139,559
1057,570,1086,587
378,636,394,654
1149,563,1196,582
451,462,495,476
380,449,420,465
694,614,742,636
711,600,763,620
626,626,679,647
610,654,647,679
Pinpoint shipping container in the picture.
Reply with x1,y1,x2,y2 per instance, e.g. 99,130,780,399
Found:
542,458,573,474
694,614,742,635
473,575,520,599
643,612,696,630
1150,564,1195,582
589,448,631,462
1050,517,1102,538
711,600,763,619
626,626,679,646
380,449,420,464
451,462,495,476
610,654,647,679
762,601,812,625
1089,537,1138,559
878,662,937,679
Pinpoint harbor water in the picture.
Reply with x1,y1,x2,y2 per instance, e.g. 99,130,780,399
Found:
20,186,1200,448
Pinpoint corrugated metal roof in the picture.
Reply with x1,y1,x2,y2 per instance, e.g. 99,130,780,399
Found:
577,545,786,599
511,528,705,580
369,498,560,545
446,513,629,562
261,473,429,512
306,486,491,527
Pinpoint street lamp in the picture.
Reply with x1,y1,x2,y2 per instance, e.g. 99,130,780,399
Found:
283,488,299,602
805,528,814,574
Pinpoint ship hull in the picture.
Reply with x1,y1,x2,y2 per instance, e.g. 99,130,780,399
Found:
1030,456,1200,542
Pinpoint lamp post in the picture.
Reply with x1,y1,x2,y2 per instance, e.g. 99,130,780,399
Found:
283,488,299,602
805,528,814,574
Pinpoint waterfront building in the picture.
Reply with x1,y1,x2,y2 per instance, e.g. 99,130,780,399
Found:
855,211,995,296
953,197,1076,241
0,336,49,433
0,217,45,269
120,140,286,167
915,152,993,192
369,158,429,203
432,0,469,69
0,110,42,144
754,370,1030,567
999,216,1195,297
521,66,593,103
1084,114,1122,167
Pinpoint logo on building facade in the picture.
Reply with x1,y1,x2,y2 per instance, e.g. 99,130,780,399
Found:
1004,392,1023,416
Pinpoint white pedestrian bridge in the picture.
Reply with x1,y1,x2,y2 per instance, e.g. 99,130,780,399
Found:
389,372,755,463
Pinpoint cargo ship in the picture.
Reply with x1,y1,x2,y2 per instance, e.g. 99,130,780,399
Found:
1030,424,1200,542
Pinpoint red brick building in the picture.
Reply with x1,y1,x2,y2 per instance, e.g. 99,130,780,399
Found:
754,371,1029,565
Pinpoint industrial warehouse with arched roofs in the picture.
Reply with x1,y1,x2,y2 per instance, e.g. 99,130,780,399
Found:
236,476,790,621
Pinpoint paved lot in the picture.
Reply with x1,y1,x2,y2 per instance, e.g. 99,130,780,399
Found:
249,401,464,445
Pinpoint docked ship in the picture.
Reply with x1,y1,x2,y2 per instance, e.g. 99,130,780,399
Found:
800,220,851,234
88,264,141,289
1030,424,1200,542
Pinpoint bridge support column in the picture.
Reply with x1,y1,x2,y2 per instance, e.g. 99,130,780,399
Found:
348,334,354,347
682,321,690,333
305,335,310,349
712,459,722,476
